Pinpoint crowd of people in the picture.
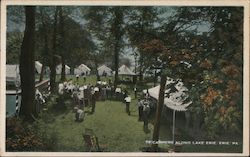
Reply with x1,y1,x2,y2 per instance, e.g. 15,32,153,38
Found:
56,76,155,132
58,80,105,122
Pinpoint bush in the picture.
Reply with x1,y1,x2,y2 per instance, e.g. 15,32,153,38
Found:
6,117,46,151
6,112,60,152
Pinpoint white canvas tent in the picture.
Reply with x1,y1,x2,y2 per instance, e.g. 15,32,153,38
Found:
56,64,71,75
6,64,20,82
35,61,43,74
143,77,191,111
118,64,136,76
144,78,192,144
74,64,91,75
97,65,113,76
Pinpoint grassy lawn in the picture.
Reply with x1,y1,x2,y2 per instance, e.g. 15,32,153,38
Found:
37,75,169,152
42,96,242,152
36,74,242,153
44,98,154,152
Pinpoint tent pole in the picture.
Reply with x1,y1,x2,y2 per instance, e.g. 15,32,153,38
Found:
172,109,176,145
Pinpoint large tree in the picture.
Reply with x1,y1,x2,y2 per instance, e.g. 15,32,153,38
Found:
140,39,171,150
58,6,66,81
111,7,124,88
84,7,126,87
49,7,59,92
143,7,244,143
126,7,158,81
138,7,209,150
36,7,52,82
191,7,243,139
19,6,36,120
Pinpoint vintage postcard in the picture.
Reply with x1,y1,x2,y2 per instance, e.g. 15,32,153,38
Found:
0,0,249,156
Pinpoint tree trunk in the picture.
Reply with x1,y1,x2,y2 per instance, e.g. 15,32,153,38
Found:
139,54,144,82
153,57,157,86
59,7,66,81
154,70,157,86
49,7,59,92
39,8,48,82
61,56,66,81
113,8,123,90
151,74,167,151
95,61,100,81
49,57,57,92
114,43,119,89
19,6,36,120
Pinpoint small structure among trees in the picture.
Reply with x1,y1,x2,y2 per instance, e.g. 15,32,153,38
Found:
118,64,137,83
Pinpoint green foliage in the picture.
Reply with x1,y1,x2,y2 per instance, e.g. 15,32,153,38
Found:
6,31,23,64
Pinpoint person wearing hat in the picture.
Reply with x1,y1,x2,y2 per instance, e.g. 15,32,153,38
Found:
91,87,99,114
115,87,122,101
137,99,144,121
102,86,107,101
142,101,150,130
134,85,137,99
76,74,79,82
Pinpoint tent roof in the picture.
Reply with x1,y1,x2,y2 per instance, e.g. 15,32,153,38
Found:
78,64,91,71
65,65,70,69
144,77,191,111
118,65,135,76
97,65,112,71
35,61,42,67
35,61,43,73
